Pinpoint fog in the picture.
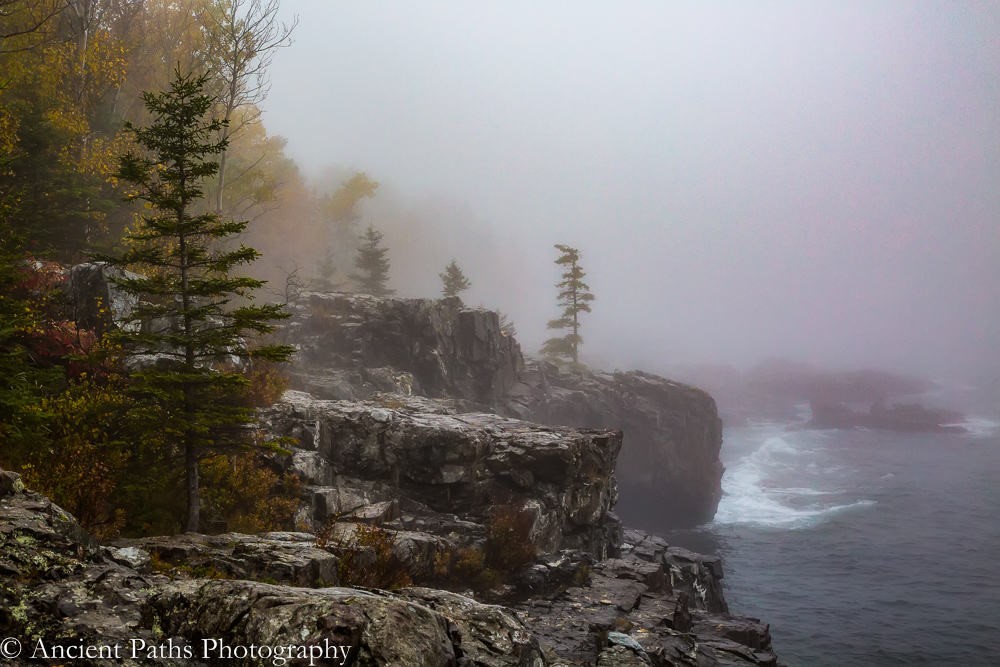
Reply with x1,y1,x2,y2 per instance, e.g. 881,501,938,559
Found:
263,1,999,381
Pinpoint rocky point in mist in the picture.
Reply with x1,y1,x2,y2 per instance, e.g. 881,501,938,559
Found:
4,1,998,664
0,263,782,666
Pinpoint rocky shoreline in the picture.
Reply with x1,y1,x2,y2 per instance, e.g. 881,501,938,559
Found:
1,420,779,665
0,269,785,665
0,390,779,665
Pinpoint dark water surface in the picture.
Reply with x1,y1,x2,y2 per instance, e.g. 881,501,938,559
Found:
666,415,1000,666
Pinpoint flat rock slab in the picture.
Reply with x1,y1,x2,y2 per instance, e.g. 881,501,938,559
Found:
121,532,341,587
264,391,623,557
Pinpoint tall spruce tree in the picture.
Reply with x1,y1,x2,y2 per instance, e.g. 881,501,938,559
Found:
541,244,594,364
106,69,292,533
351,224,393,296
439,259,470,299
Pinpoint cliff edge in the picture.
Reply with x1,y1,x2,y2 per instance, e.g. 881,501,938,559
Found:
281,291,724,528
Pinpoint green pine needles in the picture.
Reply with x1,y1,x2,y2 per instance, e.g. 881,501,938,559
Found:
541,244,594,365
106,69,293,533
352,224,393,296
439,259,471,299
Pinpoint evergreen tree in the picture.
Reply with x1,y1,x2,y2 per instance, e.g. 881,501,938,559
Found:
0,225,63,448
351,224,393,296
541,244,594,364
105,69,292,533
313,248,339,291
439,259,470,299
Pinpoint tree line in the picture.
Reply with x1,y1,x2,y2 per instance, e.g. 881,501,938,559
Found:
0,0,598,538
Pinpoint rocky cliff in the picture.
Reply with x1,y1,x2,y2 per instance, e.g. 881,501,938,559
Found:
502,361,723,528
261,390,623,560
0,469,547,666
280,291,724,528
284,291,523,405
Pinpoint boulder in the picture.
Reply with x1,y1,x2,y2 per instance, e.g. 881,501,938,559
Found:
66,262,139,334
146,580,547,667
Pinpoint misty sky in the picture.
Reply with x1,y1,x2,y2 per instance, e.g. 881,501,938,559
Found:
263,1,999,379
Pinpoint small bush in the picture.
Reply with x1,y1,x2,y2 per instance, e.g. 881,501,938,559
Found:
435,545,501,591
484,504,537,573
323,522,412,590
200,452,302,534
11,376,132,539
241,360,290,408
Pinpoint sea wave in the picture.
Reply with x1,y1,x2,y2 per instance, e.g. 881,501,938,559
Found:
942,416,1000,438
714,431,875,529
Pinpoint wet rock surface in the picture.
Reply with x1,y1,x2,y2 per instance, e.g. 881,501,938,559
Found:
0,470,166,665
0,469,547,666
501,362,724,528
514,530,777,666
1,467,781,665
262,390,624,559
116,532,341,587
283,291,523,405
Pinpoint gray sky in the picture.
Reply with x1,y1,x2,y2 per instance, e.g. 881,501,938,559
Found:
263,1,1000,379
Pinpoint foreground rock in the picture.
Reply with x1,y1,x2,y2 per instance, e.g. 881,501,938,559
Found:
1,466,781,666
118,531,340,587
149,581,544,666
0,468,546,666
515,530,778,666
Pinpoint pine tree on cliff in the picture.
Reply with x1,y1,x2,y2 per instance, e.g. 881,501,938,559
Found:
105,69,293,533
351,224,393,296
439,259,471,299
541,244,594,364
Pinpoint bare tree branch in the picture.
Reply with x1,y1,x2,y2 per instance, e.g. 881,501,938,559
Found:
201,0,298,214
0,0,64,52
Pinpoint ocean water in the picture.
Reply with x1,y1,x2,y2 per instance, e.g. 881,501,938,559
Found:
667,413,1000,666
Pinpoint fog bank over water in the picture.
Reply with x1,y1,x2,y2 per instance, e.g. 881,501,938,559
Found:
265,1,1000,381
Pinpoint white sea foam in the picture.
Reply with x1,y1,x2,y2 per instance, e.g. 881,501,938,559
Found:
714,429,875,529
771,487,835,496
943,416,1000,438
